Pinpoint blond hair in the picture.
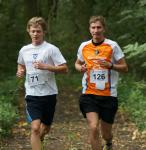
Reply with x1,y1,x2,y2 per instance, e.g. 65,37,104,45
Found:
26,17,47,32
89,16,106,28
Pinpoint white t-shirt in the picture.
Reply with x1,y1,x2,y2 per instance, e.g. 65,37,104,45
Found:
17,41,66,96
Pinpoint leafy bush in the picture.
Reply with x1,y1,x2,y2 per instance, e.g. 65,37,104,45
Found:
0,77,23,137
0,101,18,137
122,42,146,130
118,75,146,130
124,42,146,78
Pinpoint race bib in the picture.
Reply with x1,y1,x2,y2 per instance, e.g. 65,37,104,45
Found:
27,73,48,86
90,69,108,90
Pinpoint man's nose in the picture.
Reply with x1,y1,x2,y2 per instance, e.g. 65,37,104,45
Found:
94,27,98,32
34,32,37,35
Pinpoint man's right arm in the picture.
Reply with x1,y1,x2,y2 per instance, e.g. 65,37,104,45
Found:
75,59,87,73
16,64,25,78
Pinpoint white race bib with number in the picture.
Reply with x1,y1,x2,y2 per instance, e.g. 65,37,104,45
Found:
27,73,48,86
90,69,108,90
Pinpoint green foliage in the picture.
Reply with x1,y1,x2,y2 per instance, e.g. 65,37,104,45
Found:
49,0,93,72
0,0,146,134
56,73,82,90
124,42,146,78
124,42,146,60
118,76,146,130
0,0,146,78
0,0,26,78
115,0,146,45
0,101,18,137
0,77,22,137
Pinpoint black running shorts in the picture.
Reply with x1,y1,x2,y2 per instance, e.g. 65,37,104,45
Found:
79,94,118,124
25,95,57,126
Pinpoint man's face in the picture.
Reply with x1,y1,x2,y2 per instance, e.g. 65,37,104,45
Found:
28,25,44,45
89,21,105,40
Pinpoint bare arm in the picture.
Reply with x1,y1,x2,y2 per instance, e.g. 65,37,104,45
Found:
112,58,128,72
76,57,128,73
75,59,87,73
100,58,128,72
16,64,25,78
33,61,68,73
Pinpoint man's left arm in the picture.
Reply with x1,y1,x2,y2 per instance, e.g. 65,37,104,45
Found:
99,57,128,72
33,62,68,73
111,58,128,72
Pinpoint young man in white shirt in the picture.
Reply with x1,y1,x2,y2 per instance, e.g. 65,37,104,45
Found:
17,17,68,150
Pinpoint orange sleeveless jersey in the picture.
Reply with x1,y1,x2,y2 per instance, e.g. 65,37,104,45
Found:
77,39,124,97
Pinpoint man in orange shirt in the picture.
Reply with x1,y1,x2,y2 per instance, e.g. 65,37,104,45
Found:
75,16,128,150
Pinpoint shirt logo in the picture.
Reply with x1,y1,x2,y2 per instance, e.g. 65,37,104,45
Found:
95,50,99,55
32,53,38,60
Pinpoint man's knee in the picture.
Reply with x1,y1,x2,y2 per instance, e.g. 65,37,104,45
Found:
41,124,50,133
31,124,40,135
89,123,99,135
101,120,112,140
102,131,113,142
44,127,50,134
90,123,97,129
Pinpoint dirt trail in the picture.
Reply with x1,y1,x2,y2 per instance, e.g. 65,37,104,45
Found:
0,88,146,150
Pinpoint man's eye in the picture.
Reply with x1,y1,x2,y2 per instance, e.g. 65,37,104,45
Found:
31,30,41,33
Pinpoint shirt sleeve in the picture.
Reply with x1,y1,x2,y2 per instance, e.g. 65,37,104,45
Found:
113,42,124,61
51,46,66,66
77,43,84,62
17,49,25,65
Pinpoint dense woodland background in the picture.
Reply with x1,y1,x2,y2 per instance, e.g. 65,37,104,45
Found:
1,0,146,138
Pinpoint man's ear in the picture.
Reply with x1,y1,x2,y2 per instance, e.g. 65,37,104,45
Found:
26,28,29,33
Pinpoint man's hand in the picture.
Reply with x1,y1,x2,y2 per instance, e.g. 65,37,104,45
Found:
99,59,112,69
81,64,87,73
16,68,25,78
33,61,68,73
33,61,48,70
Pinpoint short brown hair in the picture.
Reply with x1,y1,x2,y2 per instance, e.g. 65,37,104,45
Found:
89,16,106,28
26,17,47,32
